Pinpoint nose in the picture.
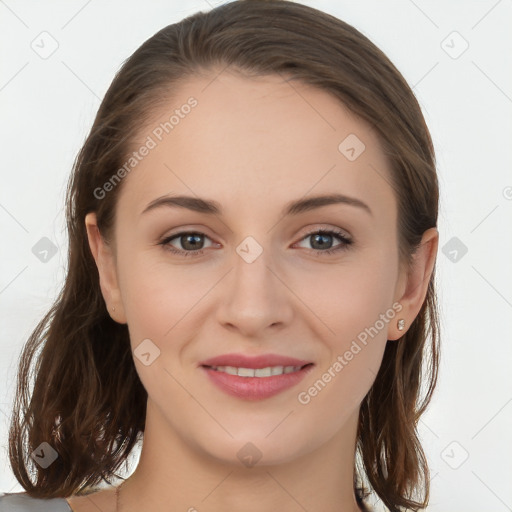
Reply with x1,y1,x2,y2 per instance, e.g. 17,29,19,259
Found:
216,241,294,338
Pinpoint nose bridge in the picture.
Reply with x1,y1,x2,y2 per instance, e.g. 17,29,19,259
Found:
231,233,277,303
217,233,291,332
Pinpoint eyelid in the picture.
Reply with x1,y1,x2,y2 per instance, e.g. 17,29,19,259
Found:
296,224,352,240
158,225,218,242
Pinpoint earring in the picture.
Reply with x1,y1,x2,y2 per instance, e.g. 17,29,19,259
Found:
397,318,405,331
111,306,116,312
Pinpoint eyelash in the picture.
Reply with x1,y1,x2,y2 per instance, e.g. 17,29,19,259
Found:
158,228,353,258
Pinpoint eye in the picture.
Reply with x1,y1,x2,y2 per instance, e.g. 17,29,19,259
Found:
159,232,216,257
158,227,353,258
294,228,353,255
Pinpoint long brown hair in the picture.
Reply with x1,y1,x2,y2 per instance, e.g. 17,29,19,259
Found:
7,1,440,510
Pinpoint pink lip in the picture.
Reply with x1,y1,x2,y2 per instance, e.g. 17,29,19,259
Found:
199,353,312,369
201,366,314,401
198,353,314,401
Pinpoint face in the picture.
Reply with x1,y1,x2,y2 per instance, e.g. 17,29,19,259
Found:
87,68,419,467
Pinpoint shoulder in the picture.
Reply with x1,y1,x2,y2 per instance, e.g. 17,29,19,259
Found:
0,491,72,511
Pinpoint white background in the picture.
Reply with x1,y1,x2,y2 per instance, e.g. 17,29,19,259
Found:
1,1,511,511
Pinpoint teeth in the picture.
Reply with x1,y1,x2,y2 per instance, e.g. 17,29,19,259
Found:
211,365,302,377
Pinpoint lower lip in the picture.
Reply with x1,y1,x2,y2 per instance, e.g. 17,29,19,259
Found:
201,364,314,400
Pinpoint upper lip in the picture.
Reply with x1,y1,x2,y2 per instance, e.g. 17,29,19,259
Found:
199,353,313,369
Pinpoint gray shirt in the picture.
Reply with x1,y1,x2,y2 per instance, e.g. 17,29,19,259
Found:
0,492,72,511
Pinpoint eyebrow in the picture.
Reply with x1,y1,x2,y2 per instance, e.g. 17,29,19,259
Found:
141,193,373,217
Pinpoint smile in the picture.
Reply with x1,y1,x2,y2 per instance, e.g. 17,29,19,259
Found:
201,363,314,400
206,365,305,377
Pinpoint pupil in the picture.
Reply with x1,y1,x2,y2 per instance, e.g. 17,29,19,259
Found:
183,234,202,250
313,233,332,249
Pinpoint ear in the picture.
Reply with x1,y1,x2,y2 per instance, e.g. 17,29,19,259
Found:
85,212,127,324
388,227,439,340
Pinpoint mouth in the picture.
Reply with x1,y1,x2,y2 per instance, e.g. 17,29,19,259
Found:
202,363,314,377
200,363,315,400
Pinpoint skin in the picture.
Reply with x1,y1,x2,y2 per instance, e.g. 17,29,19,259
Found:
70,68,438,512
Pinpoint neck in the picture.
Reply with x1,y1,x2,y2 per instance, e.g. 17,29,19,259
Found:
116,399,364,512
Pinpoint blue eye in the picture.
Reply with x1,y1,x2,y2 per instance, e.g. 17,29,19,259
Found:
294,229,353,255
158,228,352,258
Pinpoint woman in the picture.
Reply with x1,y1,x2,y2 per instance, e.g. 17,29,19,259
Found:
1,1,440,511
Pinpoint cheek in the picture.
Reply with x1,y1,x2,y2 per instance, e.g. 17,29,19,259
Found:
116,247,205,339
296,269,395,425
295,252,398,342
121,275,177,343
295,253,397,405
116,253,202,411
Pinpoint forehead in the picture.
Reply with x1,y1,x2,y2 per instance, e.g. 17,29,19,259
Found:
116,68,396,224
